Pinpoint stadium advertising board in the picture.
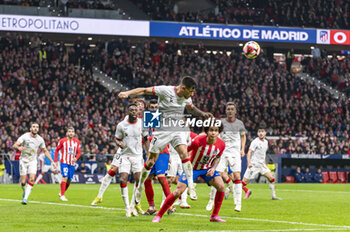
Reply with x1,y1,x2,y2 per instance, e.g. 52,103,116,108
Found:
150,22,316,43
317,29,350,45
0,14,149,36
1,14,350,45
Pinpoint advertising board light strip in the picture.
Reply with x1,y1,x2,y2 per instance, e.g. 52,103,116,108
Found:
0,14,149,36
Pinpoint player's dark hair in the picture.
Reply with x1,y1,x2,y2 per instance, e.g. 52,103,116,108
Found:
135,98,146,108
128,103,137,109
181,76,197,89
149,99,158,105
258,124,266,131
204,119,224,134
31,122,39,127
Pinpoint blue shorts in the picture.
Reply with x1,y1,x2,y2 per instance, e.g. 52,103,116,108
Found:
61,163,75,181
150,153,170,176
179,168,221,186
228,166,233,174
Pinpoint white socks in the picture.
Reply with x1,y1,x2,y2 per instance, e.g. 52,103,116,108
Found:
24,184,33,200
181,188,188,203
209,185,217,200
269,183,276,198
35,174,43,185
135,167,150,203
234,182,242,206
130,183,137,209
182,161,194,191
120,184,130,209
97,173,113,198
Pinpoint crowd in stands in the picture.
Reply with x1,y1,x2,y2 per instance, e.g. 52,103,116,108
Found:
0,34,350,160
304,54,350,93
134,0,349,29
0,0,118,10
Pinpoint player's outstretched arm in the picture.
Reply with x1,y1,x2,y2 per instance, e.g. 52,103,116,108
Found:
186,105,213,119
118,87,154,98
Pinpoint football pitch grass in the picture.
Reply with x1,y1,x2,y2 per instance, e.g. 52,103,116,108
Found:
1,183,350,232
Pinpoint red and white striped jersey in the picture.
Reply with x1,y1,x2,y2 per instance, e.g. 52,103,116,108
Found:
188,134,225,170
54,137,81,165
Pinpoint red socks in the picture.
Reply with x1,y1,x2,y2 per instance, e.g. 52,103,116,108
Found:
242,181,249,193
156,193,177,218
145,179,155,207
144,163,152,170
270,178,275,183
60,182,66,196
108,169,116,177
158,176,171,197
234,180,242,184
226,179,231,184
212,191,224,217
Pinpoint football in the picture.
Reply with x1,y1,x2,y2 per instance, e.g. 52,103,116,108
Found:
243,41,261,59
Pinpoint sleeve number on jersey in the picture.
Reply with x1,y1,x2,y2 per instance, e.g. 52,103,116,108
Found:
152,137,158,145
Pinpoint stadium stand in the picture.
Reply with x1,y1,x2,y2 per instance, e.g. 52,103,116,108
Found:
132,0,350,29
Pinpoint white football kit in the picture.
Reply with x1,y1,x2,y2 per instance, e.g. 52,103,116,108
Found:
113,118,148,174
243,137,270,180
17,132,46,176
216,118,247,173
149,86,192,153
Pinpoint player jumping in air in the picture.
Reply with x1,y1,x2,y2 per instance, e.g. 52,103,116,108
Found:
55,127,81,201
242,126,282,201
153,120,227,223
118,76,213,205
206,102,246,212
13,123,56,204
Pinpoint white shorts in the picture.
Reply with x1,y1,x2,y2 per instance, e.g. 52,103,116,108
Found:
20,160,37,176
42,163,60,173
149,131,188,154
216,148,241,173
243,163,270,180
118,155,143,174
111,153,121,167
166,156,183,177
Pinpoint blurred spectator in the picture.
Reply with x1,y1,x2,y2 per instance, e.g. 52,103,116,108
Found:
95,150,106,174
304,167,313,183
133,0,349,29
295,167,305,183
77,162,91,174
314,168,323,183
0,157,4,183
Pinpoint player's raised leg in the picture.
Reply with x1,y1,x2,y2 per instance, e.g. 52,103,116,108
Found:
174,144,196,200
134,152,159,205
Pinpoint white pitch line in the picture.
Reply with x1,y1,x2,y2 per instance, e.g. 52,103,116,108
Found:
1,198,350,230
189,228,349,232
278,189,350,194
